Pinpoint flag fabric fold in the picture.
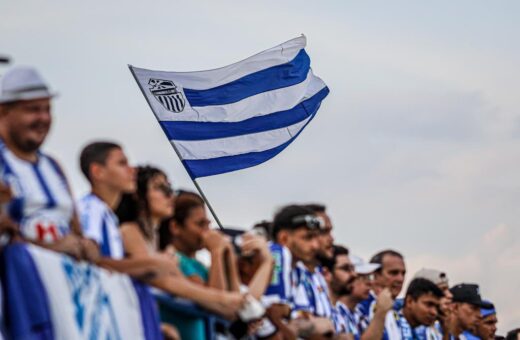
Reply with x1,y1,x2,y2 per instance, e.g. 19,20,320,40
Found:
130,35,329,179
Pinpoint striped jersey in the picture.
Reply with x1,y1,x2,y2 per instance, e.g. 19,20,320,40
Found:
0,140,74,242
337,301,363,339
262,242,294,306
77,193,124,259
360,291,403,340
292,263,334,318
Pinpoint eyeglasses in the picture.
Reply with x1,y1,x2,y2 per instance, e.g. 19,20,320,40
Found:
154,183,174,197
335,264,355,273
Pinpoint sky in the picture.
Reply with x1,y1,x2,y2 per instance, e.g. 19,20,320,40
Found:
2,0,519,332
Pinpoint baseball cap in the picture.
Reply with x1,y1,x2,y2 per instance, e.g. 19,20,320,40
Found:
350,254,380,275
0,66,56,104
480,300,496,318
413,268,449,286
450,283,493,309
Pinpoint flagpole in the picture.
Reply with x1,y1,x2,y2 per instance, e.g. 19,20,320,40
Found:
128,65,225,230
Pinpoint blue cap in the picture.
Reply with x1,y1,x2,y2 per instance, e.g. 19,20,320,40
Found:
481,299,496,317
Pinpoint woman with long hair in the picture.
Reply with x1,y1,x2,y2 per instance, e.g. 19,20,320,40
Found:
115,166,245,318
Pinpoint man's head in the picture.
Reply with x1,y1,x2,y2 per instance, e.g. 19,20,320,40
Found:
476,301,497,340
349,255,380,302
370,249,406,299
304,204,334,259
404,278,443,327
320,245,356,297
272,205,320,264
413,268,452,317
80,141,135,193
0,67,56,154
449,283,493,332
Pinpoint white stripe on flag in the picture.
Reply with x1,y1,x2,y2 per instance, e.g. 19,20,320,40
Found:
132,36,305,90
173,117,311,160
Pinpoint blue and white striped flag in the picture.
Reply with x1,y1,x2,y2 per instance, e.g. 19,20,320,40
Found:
129,35,329,179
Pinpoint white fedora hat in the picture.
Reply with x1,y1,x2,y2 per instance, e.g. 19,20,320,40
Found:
0,66,57,104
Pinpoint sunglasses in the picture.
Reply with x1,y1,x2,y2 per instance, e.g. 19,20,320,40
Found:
291,214,323,230
154,183,174,197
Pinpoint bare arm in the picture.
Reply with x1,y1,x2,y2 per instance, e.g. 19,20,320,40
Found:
241,235,274,299
199,230,241,291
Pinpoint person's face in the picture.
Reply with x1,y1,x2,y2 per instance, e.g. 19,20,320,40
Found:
351,274,373,301
374,254,406,298
438,283,453,317
173,206,210,253
146,174,174,219
453,303,481,331
286,228,320,263
316,212,334,259
98,148,136,193
331,254,357,296
477,314,498,340
0,98,51,153
406,293,440,326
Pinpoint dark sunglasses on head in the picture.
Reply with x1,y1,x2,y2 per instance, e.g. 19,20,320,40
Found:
291,214,322,230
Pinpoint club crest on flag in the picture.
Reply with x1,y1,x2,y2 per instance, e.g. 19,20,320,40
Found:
148,78,185,113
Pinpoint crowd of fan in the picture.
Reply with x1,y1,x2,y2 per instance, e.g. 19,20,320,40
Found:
0,66,518,340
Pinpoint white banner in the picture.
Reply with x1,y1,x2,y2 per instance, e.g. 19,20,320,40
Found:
27,245,146,340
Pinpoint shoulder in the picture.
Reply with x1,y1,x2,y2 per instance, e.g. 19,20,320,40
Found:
40,153,67,177
120,222,142,238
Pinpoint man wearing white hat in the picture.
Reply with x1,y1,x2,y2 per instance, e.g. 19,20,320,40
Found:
336,254,394,340
0,66,93,258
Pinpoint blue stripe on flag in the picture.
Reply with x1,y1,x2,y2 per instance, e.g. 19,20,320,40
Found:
2,244,55,339
160,87,329,141
182,105,321,178
183,49,310,107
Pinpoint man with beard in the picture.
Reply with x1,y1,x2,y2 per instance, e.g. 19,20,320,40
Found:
358,250,406,340
339,255,393,340
292,204,336,321
320,245,356,334
0,66,93,259
398,278,444,340
259,205,334,339
446,284,493,340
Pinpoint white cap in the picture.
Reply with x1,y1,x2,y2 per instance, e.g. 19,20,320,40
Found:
0,66,56,104
351,254,380,275
413,268,449,286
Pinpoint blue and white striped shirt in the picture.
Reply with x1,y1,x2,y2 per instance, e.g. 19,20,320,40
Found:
0,140,74,242
77,193,124,259
262,242,294,306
